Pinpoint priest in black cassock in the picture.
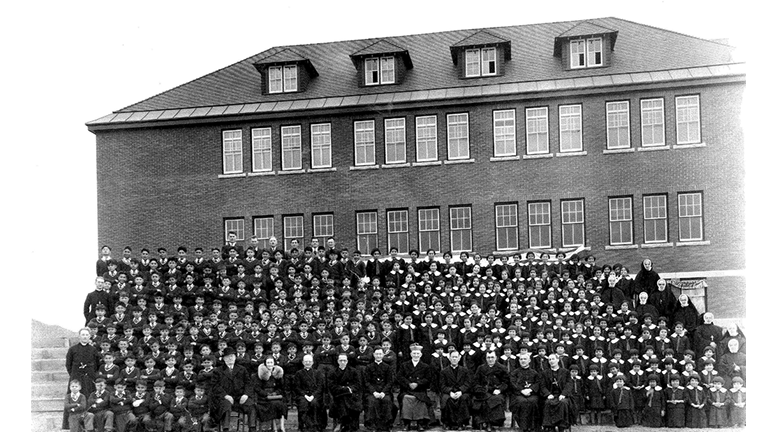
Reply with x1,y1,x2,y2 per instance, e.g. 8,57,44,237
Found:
540,353,573,432
471,351,508,431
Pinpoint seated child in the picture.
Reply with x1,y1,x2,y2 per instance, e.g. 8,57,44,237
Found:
85,378,114,432
64,379,89,432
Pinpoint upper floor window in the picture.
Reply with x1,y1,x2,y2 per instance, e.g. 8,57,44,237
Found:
606,101,630,149
465,47,496,77
222,130,243,174
313,213,334,246
365,57,395,85
609,197,633,245
387,209,409,254
676,95,701,144
493,110,516,157
418,208,440,253
447,113,470,160
559,104,582,152
449,206,473,253
356,211,379,252
310,123,332,169
283,215,304,251
561,199,585,247
354,120,376,166
251,128,272,172
570,37,602,68
641,98,665,147
415,116,438,162
643,194,668,244
281,126,302,170
526,107,549,155
384,118,406,164
527,201,552,248
495,203,519,251
268,65,298,93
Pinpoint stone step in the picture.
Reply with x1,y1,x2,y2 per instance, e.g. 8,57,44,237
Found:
32,397,64,412
31,347,69,360
32,370,71,383
32,358,66,371
31,411,63,432
31,382,65,399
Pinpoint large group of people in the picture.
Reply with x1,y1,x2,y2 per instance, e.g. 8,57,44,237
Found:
65,233,747,432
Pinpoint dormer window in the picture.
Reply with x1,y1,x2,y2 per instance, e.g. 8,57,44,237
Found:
465,47,497,77
365,56,395,85
570,37,602,69
268,65,298,93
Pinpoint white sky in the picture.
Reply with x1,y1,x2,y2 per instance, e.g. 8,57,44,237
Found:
6,0,771,425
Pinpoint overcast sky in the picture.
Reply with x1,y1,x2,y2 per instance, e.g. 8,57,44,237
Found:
5,0,759,333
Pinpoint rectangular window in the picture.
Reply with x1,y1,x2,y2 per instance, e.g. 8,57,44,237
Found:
356,211,378,253
449,206,472,253
678,192,704,241
251,127,272,172
354,120,376,166
387,210,409,253
527,202,552,248
415,116,438,162
526,107,549,154
570,38,602,68
609,197,634,245
559,104,583,152
310,123,332,169
365,57,395,85
465,47,496,77
224,218,245,242
281,126,302,170
253,217,274,251
561,199,585,247
570,40,586,68
606,101,631,149
495,204,519,251
222,130,243,174
268,65,297,93
384,118,406,164
313,213,334,246
641,99,665,147
418,208,440,253
676,95,701,144
447,113,470,160
283,215,304,251
587,38,602,66
643,195,668,243
493,110,516,156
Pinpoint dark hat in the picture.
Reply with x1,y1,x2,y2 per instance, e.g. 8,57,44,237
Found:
94,377,106,384
222,347,236,357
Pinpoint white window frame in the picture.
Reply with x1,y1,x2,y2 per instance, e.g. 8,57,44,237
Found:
526,107,549,155
268,65,297,93
587,38,603,67
281,125,302,170
384,118,406,164
606,101,631,149
356,211,379,253
310,123,332,169
493,109,516,157
641,98,665,147
559,104,583,152
253,217,274,251
354,120,376,166
570,37,602,68
418,208,440,253
251,127,272,172
283,215,304,251
224,218,245,242
387,210,409,254
643,195,668,244
447,113,470,160
415,116,438,162
365,56,395,85
609,197,634,245
495,203,519,251
527,202,552,248
313,213,334,245
676,95,701,145
465,47,497,77
678,193,704,241
449,206,472,253
222,130,243,174
561,199,585,247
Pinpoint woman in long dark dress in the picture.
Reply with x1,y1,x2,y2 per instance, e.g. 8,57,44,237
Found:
253,357,287,432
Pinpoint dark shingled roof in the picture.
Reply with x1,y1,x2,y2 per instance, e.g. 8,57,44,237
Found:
116,17,737,113
554,21,618,56
450,30,512,63
349,39,413,69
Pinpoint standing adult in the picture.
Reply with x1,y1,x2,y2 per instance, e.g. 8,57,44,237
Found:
672,294,700,335
222,231,245,260
693,312,724,356
63,329,101,429
84,277,112,326
96,246,113,277
633,258,661,295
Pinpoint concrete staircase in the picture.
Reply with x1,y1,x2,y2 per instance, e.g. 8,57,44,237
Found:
32,319,77,432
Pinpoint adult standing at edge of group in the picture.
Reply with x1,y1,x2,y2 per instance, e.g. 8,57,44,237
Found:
222,231,245,260
96,246,112,277
84,277,112,326
633,258,661,295
63,328,100,429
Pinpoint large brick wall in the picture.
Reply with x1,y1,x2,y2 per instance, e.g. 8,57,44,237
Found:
95,79,745,312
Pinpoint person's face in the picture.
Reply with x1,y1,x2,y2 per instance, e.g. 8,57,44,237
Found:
228,233,237,242
410,350,422,361
223,354,236,367
643,259,652,271
338,355,348,368
703,313,713,324
79,329,91,344
486,353,496,366
269,237,278,247
728,338,739,353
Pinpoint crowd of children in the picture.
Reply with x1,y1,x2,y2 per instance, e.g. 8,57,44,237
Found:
66,235,747,432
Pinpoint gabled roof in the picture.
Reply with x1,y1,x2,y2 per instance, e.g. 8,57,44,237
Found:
450,29,512,63
349,39,413,69
102,17,738,116
253,48,319,77
554,21,619,56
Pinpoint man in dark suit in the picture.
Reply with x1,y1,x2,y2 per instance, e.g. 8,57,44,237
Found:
222,232,245,260
295,354,326,432
365,348,395,432
212,347,255,432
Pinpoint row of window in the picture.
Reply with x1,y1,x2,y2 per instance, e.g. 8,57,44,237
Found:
222,95,701,174
223,192,704,254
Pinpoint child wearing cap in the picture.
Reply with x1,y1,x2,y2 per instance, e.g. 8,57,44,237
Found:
707,376,729,427
641,374,664,428
728,376,746,427
609,374,634,427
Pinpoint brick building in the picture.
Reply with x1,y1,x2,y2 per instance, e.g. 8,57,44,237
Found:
87,18,746,317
